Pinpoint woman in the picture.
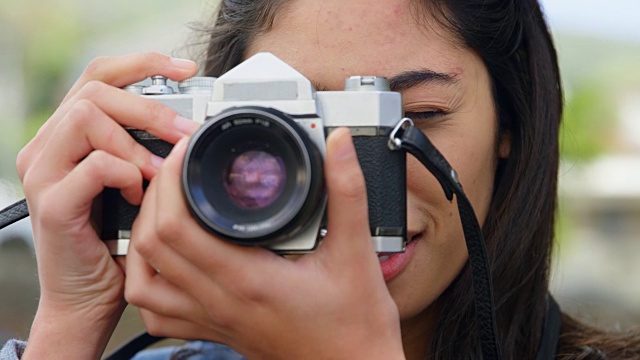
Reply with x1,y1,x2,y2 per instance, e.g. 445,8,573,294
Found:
2,0,639,359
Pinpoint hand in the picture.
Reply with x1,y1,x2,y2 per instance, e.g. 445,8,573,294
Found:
125,128,405,359
16,52,199,359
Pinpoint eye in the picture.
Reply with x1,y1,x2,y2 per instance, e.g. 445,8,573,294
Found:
404,109,447,121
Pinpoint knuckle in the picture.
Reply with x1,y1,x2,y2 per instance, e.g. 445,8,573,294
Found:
84,149,107,166
72,98,98,118
145,325,166,338
142,51,171,63
155,214,183,245
146,328,168,338
20,163,48,204
228,262,265,297
63,100,96,134
125,284,151,311
83,56,111,77
82,150,111,181
132,232,158,260
20,168,39,200
16,146,33,180
123,283,142,306
77,80,107,100
139,313,168,338
125,280,154,311
201,300,233,330
234,277,268,305
143,101,177,129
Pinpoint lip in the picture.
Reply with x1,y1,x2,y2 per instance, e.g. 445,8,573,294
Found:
379,232,421,282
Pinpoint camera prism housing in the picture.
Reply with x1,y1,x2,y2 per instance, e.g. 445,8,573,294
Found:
101,52,407,255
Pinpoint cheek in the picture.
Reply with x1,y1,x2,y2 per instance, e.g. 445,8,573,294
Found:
441,132,498,227
394,120,498,319
390,156,469,318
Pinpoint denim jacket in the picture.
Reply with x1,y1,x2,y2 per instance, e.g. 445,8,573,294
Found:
1,339,246,360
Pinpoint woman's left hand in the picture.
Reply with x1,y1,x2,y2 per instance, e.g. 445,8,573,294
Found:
125,128,405,359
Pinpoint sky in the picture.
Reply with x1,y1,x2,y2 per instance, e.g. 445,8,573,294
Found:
539,0,640,43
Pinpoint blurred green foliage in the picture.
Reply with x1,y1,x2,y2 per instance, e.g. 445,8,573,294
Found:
555,34,640,162
1,1,201,143
1,2,85,143
560,85,615,162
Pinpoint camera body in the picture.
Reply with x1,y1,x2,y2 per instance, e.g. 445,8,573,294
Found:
101,52,407,255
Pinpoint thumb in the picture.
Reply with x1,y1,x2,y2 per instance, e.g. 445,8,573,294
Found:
319,127,375,261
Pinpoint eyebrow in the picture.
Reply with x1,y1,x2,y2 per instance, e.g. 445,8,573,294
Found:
314,69,459,92
388,69,459,92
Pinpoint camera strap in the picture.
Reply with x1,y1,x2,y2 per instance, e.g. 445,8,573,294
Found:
391,119,562,360
390,119,502,359
0,198,28,229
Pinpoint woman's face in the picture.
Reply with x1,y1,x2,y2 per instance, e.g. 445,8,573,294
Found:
247,0,500,340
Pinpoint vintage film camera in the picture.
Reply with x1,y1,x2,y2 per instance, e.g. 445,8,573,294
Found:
100,52,407,255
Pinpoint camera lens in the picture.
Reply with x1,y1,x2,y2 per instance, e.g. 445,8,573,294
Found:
223,150,286,209
182,107,324,246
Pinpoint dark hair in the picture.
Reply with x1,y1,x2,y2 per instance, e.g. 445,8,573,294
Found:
194,0,640,359
419,1,561,358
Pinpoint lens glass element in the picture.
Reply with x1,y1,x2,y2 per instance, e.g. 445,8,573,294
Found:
224,150,286,209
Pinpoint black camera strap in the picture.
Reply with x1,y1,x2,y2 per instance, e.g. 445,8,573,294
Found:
0,198,28,229
392,120,561,360
103,332,166,360
391,120,502,359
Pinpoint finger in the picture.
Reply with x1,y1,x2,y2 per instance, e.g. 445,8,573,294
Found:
152,138,281,281
318,128,374,262
32,81,199,162
64,82,201,141
32,99,163,182
63,52,197,104
17,77,200,183
18,52,196,182
138,308,217,341
127,174,224,303
125,239,205,321
128,168,242,342
41,150,143,227
125,243,221,339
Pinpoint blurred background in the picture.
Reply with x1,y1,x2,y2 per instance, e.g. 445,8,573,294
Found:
0,0,639,354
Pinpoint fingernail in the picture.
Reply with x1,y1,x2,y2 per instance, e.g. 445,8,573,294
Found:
151,154,164,169
174,115,199,135
172,137,189,155
171,57,197,69
331,128,356,162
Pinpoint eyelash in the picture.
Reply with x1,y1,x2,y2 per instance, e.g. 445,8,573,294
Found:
404,109,448,121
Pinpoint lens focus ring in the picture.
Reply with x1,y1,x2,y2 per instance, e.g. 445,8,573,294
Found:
182,106,325,246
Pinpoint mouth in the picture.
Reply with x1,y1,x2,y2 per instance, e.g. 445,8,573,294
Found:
377,231,422,282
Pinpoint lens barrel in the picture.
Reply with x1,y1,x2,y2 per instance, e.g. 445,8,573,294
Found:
182,107,325,246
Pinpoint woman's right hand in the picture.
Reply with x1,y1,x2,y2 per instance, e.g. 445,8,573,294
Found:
16,52,199,360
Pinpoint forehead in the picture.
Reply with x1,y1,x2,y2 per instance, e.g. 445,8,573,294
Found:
246,0,472,89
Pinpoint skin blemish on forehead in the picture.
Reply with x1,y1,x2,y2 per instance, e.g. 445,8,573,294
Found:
394,3,403,16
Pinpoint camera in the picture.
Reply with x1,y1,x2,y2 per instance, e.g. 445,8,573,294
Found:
100,52,407,255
